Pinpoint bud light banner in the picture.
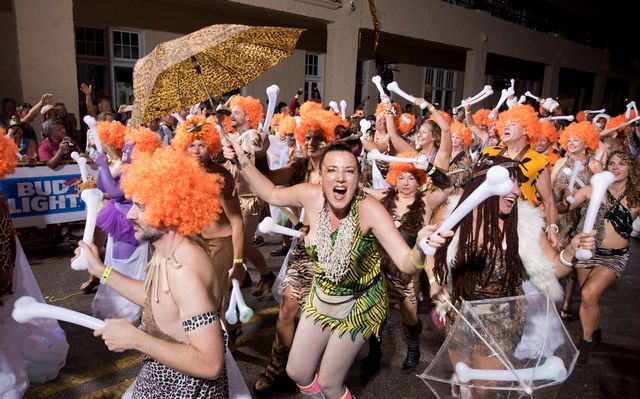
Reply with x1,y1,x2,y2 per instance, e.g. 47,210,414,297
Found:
0,164,97,228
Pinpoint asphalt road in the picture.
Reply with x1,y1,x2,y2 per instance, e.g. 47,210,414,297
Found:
18,228,640,399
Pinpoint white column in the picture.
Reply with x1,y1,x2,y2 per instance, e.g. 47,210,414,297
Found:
541,62,560,99
462,44,487,99
591,74,606,108
324,18,359,115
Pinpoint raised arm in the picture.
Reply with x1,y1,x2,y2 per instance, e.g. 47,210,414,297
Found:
540,229,597,279
415,99,451,170
464,105,489,145
381,95,413,153
21,93,53,124
80,84,98,117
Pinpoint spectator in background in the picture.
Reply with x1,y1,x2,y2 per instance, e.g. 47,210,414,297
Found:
158,114,177,146
7,116,37,161
1,97,17,128
38,119,80,169
15,93,53,143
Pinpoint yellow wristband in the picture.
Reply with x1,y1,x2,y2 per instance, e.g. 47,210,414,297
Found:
408,248,424,270
233,258,244,264
100,266,113,284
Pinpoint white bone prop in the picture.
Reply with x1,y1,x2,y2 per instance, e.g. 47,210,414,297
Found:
584,108,606,115
71,188,104,270
452,86,494,113
561,160,584,204
367,149,429,169
488,85,515,119
525,91,542,102
575,171,616,260
419,166,514,256
225,284,239,324
232,279,254,323
371,76,390,105
15,151,22,160
359,119,372,137
385,81,427,110
329,101,340,114
12,296,106,330
541,115,575,122
261,85,280,139
70,152,88,183
562,167,586,188
83,115,103,153
518,95,526,104
455,355,567,384
258,216,302,238
625,101,638,120
340,100,347,120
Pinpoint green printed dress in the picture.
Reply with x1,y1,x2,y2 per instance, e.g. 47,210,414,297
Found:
304,195,388,341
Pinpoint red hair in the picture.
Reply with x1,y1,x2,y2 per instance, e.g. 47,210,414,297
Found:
120,147,223,236
0,132,18,178
385,152,427,186
398,113,416,135
97,121,126,150
495,104,542,144
229,95,263,129
429,110,452,124
559,121,599,152
472,109,492,127
172,115,222,155
450,121,473,147
539,120,559,143
607,114,627,130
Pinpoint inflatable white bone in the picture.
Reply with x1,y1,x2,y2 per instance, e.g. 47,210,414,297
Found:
419,166,514,256
584,108,605,115
12,296,106,330
83,115,103,153
489,81,515,119
329,101,340,114
340,100,347,120
359,119,372,137
518,95,527,104
455,355,567,384
371,76,390,104
452,85,493,114
386,81,428,110
367,149,429,170
71,188,104,270
561,160,585,204
541,115,575,122
625,101,638,120
258,216,302,238
70,152,88,183
261,85,280,139
525,91,542,102
575,171,616,260
225,279,254,324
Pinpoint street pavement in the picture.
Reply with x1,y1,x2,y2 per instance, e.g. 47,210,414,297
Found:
18,227,640,399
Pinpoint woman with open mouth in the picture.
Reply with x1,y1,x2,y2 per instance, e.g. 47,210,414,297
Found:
223,136,441,399
566,150,640,366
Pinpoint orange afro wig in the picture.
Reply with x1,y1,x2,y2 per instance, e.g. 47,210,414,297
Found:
299,101,323,117
539,120,559,143
0,132,19,179
270,113,285,131
398,113,416,135
385,152,427,187
209,114,234,134
97,121,126,150
120,147,223,236
575,111,586,122
278,115,297,137
374,102,403,131
495,104,542,144
606,114,627,130
172,115,222,155
293,110,341,147
472,108,492,128
429,110,452,125
229,95,263,130
125,127,162,155
559,121,599,152
449,121,473,147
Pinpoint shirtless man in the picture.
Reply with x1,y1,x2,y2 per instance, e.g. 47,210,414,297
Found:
78,148,228,398
172,115,245,313
227,95,275,296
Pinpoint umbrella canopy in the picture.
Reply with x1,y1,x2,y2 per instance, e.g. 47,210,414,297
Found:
419,284,578,398
131,24,303,126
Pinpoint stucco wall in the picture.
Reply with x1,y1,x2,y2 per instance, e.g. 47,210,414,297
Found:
0,6,21,101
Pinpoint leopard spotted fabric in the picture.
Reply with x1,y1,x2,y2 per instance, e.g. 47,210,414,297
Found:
181,311,219,332
0,196,15,302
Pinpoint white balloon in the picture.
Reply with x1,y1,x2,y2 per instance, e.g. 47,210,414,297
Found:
12,296,106,330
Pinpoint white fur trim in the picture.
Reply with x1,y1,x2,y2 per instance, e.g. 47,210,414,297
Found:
444,196,563,302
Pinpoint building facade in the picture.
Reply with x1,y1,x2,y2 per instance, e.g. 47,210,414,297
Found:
1,0,637,125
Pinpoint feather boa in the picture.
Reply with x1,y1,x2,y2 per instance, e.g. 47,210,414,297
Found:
444,195,563,302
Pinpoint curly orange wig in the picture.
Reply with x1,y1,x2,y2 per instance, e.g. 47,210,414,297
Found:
293,110,341,146
495,104,542,144
429,110,452,125
626,108,638,121
575,111,586,122
385,152,427,187
539,120,559,143
374,102,403,131
449,121,473,147
120,147,223,235
172,115,222,155
125,127,162,155
270,113,285,131
97,121,126,150
398,113,416,135
472,108,492,127
559,121,599,152
278,115,297,137
606,114,627,130
0,132,18,179
299,101,323,117
229,95,263,129
209,114,234,134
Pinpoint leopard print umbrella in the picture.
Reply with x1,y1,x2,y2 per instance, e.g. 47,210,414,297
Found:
131,24,304,126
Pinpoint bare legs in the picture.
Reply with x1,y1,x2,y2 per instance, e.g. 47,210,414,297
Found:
576,266,616,340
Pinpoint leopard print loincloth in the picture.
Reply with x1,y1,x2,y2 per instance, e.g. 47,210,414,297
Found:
133,311,229,399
